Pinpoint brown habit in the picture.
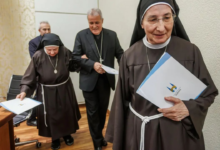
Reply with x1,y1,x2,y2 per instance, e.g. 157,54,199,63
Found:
105,36,218,150
20,46,81,140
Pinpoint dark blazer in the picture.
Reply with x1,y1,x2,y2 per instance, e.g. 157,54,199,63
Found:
73,28,124,92
29,35,41,58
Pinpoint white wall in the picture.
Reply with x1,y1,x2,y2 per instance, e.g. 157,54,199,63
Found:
100,0,220,149
176,1,220,149
35,0,98,103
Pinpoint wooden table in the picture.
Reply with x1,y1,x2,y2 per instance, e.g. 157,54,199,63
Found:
0,106,16,150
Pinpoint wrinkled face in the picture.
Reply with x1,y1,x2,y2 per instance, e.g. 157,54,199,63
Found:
88,15,103,35
39,23,51,36
45,46,59,57
141,4,174,44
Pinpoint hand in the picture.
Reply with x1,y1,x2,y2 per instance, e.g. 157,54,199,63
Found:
158,96,189,121
94,62,105,74
16,92,26,101
81,54,88,59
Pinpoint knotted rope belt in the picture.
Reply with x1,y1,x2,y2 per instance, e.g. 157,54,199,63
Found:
129,103,163,150
40,77,70,127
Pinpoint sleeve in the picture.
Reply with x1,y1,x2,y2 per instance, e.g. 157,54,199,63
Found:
29,40,36,58
72,33,95,72
20,58,37,97
182,45,218,139
66,48,81,72
114,33,124,64
105,53,131,149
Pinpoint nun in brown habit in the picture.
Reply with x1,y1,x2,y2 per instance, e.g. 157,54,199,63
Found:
16,33,81,150
105,0,218,150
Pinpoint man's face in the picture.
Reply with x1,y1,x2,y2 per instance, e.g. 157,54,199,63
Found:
45,46,59,57
88,15,103,35
141,5,174,44
39,23,51,36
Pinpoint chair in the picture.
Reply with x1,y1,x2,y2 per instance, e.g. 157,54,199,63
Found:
7,75,41,148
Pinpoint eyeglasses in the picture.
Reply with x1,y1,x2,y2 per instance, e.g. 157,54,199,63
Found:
146,14,176,25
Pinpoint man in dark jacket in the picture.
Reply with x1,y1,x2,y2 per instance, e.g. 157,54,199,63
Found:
73,8,124,150
27,21,51,126
29,21,51,57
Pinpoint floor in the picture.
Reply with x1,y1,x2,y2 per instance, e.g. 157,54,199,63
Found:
14,105,113,150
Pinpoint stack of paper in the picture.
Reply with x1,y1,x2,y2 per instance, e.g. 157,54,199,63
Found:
0,98,42,114
136,52,207,108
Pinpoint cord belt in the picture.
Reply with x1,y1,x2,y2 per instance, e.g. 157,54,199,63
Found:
40,77,69,127
129,103,163,150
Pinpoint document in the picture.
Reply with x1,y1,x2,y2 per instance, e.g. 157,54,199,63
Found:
0,98,42,114
136,52,207,108
102,65,119,75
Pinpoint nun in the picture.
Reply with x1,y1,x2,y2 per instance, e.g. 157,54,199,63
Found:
105,0,218,150
16,33,81,150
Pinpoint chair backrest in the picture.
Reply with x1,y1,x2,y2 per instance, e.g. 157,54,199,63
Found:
6,75,32,125
7,75,23,100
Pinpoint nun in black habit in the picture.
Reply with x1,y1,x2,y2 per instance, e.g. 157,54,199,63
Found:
105,0,218,150
16,33,81,150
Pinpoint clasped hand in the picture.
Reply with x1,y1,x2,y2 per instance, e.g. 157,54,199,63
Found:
81,54,105,74
158,96,189,121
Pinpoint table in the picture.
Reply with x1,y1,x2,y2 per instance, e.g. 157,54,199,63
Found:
0,106,16,150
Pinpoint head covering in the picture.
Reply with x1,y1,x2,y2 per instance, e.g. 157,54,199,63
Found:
37,33,64,50
130,0,190,46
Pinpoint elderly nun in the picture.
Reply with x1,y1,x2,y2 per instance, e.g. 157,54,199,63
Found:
16,33,81,150
105,0,218,150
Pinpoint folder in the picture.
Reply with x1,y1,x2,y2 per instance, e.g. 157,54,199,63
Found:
0,98,42,114
136,52,207,108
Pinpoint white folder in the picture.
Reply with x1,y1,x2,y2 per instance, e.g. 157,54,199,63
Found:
0,98,42,114
136,52,207,108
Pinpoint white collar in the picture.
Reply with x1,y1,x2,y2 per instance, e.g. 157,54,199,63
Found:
142,35,171,49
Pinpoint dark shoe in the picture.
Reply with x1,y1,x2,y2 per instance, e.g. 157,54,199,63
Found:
95,147,102,150
101,139,108,147
51,139,60,150
63,135,74,146
26,120,37,126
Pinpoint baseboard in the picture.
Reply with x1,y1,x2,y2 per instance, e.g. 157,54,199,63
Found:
78,101,85,105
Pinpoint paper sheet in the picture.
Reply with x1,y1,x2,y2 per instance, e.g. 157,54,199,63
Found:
102,65,119,75
0,98,42,114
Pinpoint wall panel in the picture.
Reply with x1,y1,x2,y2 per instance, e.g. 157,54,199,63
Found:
35,0,97,14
